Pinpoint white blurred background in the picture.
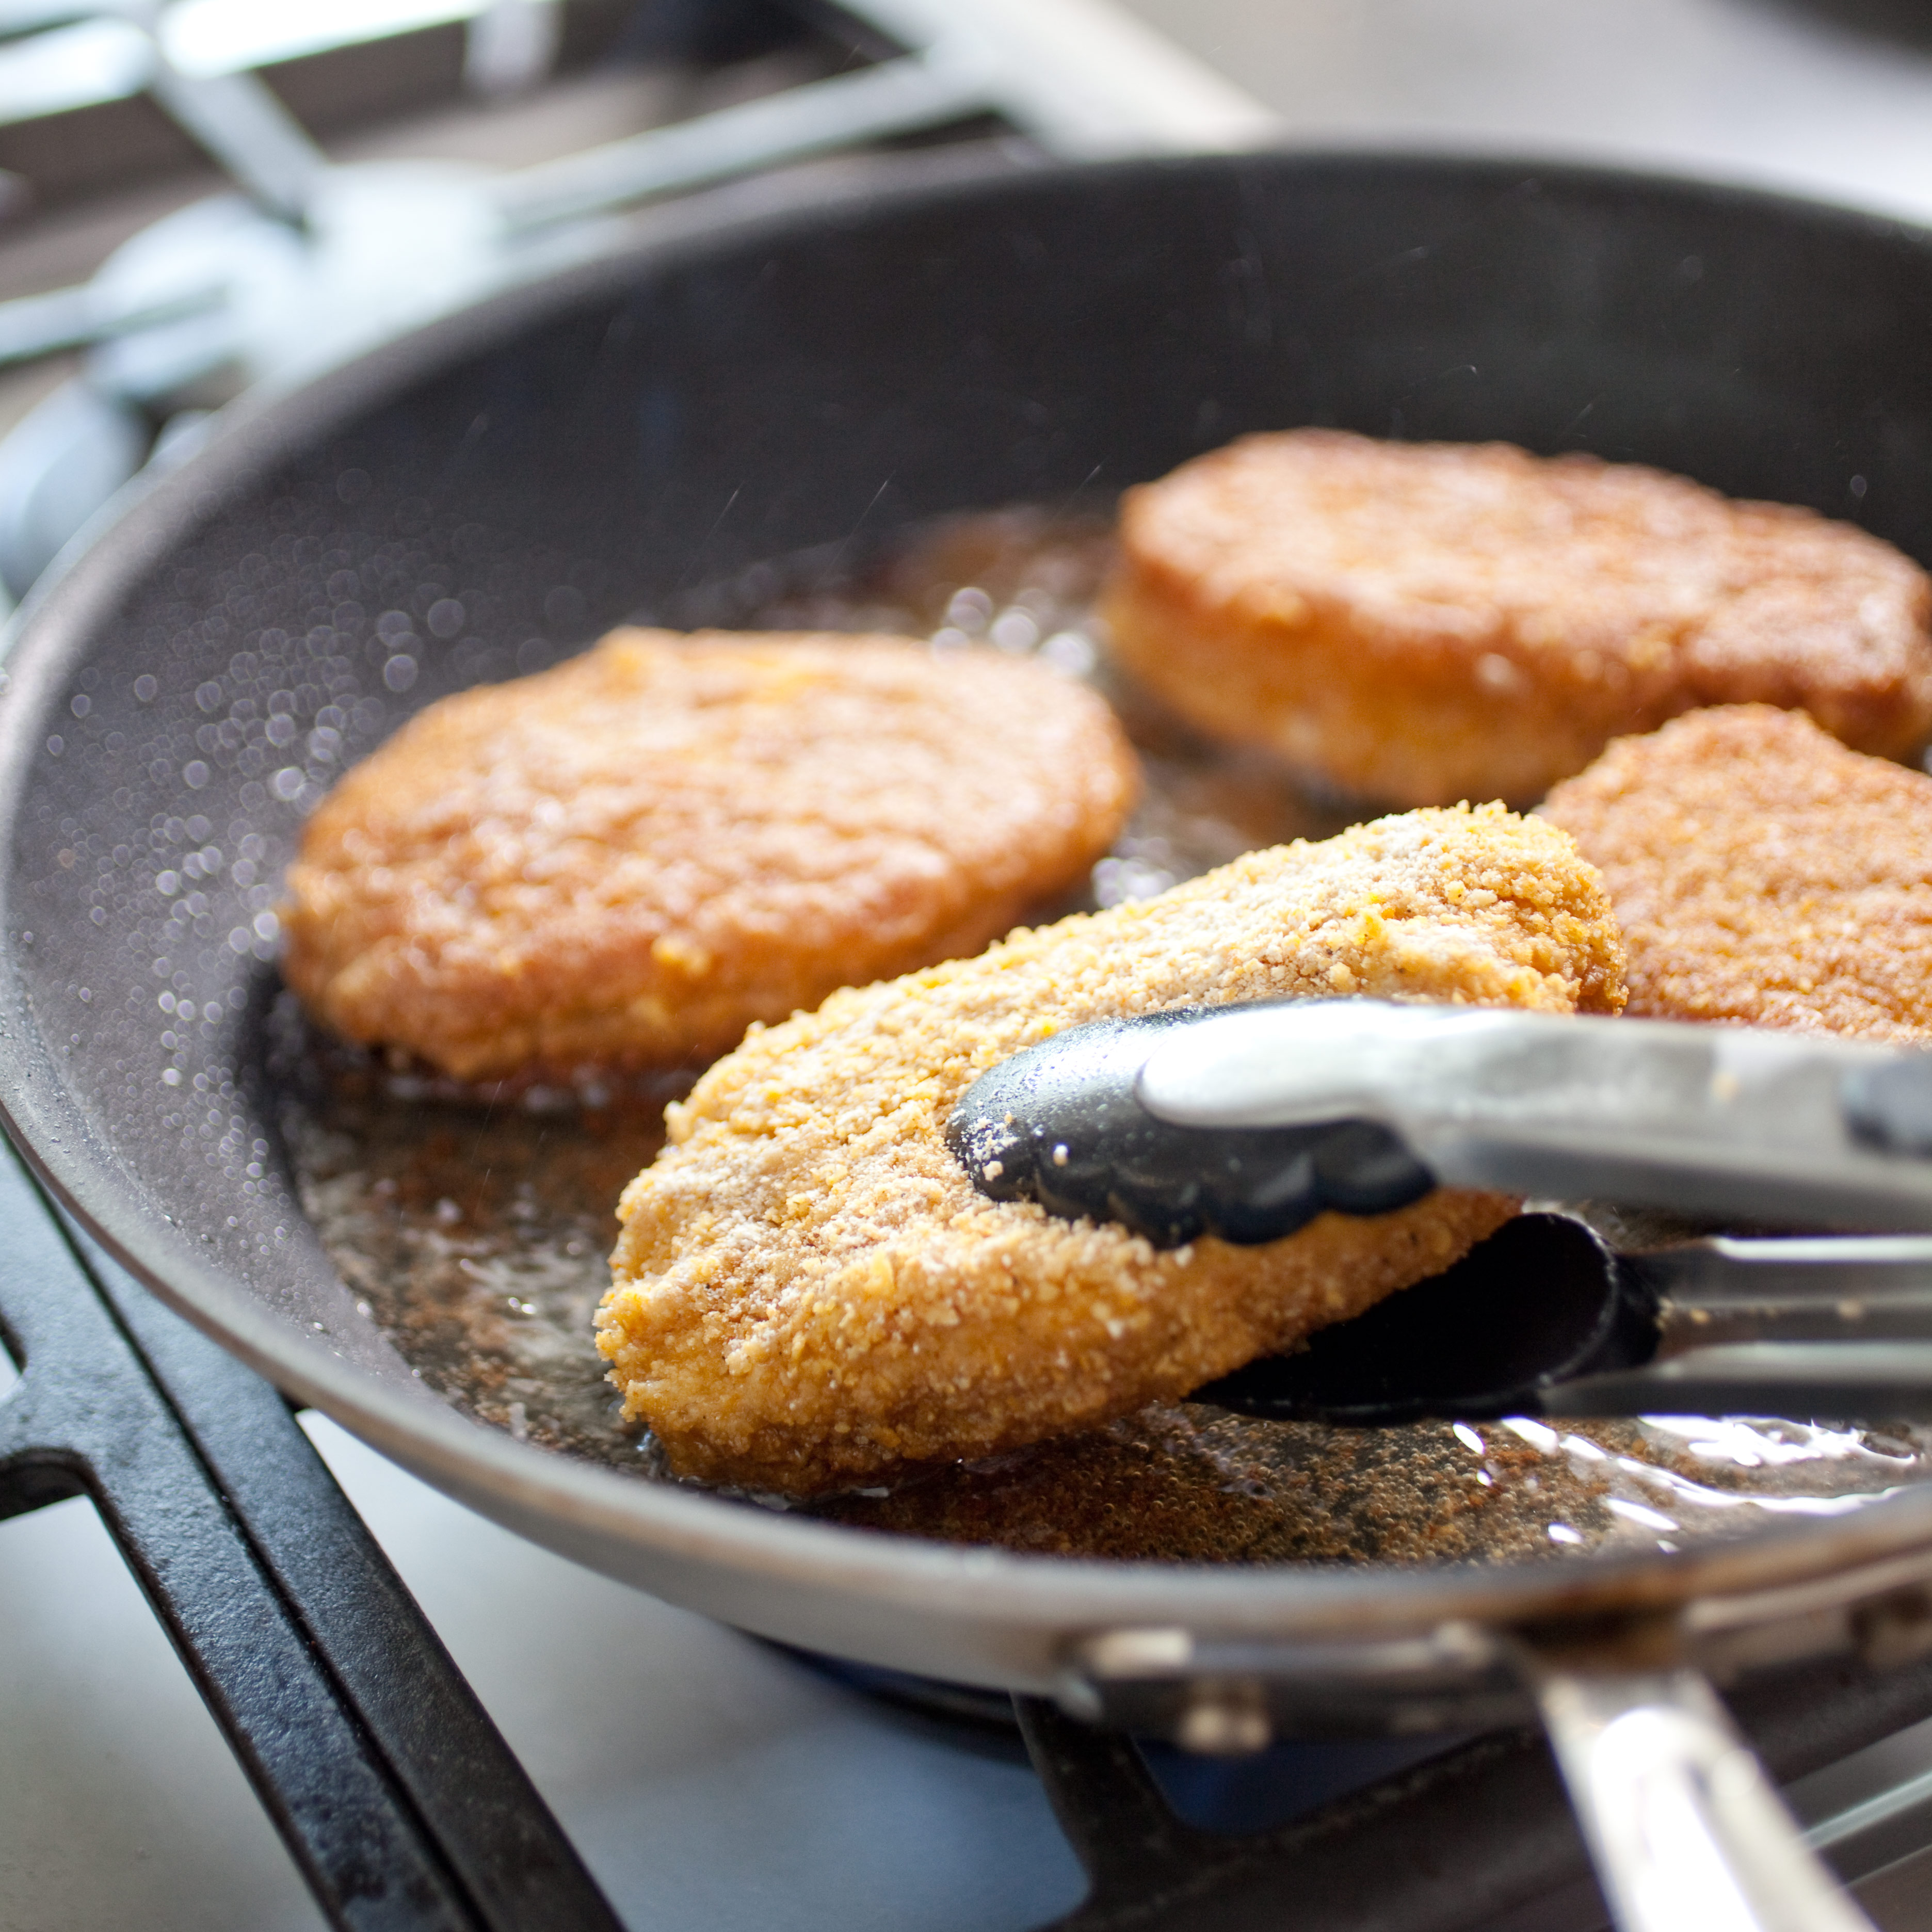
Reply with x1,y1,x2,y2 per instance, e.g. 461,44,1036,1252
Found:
1120,0,1932,221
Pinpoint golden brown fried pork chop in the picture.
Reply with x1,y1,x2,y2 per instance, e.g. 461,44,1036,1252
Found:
281,630,1139,1082
1542,702,1932,1039
1106,430,1932,806
598,804,1627,1495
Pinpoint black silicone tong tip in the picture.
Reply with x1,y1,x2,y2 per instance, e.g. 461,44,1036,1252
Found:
944,1011,1433,1250
946,1017,1661,1423
1194,1213,1660,1425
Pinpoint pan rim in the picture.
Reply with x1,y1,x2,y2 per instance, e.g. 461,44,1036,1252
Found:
7,144,1932,1671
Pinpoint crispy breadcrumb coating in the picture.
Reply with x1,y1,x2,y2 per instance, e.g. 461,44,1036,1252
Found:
1106,430,1932,806
598,805,1627,1494
1543,702,1932,1039
280,630,1138,1082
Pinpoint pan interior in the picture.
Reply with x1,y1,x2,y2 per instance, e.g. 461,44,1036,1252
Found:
11,153,1932,1591
274,505,1932,1568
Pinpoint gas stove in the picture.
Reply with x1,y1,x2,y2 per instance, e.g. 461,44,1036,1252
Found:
9,5,1932,1929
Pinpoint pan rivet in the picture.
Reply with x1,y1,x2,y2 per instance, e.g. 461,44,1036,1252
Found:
1176,1683,1271,1754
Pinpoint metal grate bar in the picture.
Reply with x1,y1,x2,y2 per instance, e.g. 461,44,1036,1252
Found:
0,1131,623,1932
492,41,998,233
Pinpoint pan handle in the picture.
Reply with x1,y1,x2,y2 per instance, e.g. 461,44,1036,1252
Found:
1531,1659,1875,1932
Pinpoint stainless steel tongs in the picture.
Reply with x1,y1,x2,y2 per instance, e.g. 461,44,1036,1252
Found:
950,999,1932,1932
1135,1000,1932,1231
948,999,1932,1421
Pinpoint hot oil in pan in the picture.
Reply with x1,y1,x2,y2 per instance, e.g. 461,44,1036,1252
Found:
278,511,1932,1563
281,1035,672,1472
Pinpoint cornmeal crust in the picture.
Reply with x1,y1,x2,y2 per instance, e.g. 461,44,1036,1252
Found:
1106,430,1932,806
598,804,1627,1494
280,630,1138,1081
1542,703,1932,1039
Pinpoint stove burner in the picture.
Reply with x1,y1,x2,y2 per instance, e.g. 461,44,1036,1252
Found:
783,1646,1473,1833
778,1649,1028,1745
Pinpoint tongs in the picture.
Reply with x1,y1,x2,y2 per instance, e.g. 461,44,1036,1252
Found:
946,1000,1932,1422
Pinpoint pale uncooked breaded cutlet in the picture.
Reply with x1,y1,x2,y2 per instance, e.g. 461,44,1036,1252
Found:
1543,703,1932,1039
1106,430,1932,806
280,630,1138,1083
598,805,1627,1495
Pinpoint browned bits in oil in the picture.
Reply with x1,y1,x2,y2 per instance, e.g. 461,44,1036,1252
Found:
281,629,1138,1083
1544,703,1932,1039
1107,430,1932,807
818,1408,1926,1564
284,1037,669,1467
825,1408,1614,1561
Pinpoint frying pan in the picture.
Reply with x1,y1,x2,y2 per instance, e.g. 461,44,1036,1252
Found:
6,149,1932,1930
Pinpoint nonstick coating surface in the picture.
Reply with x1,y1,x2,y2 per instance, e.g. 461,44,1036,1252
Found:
9,152,1932,1692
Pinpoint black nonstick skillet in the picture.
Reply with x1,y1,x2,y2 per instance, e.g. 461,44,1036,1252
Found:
8,150,1932,1931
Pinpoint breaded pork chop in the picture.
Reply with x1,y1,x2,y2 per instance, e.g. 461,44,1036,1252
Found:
598,804,1627,1495
281,630,1139,1083
1106,430,1932,806
1543,703,1932,1039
